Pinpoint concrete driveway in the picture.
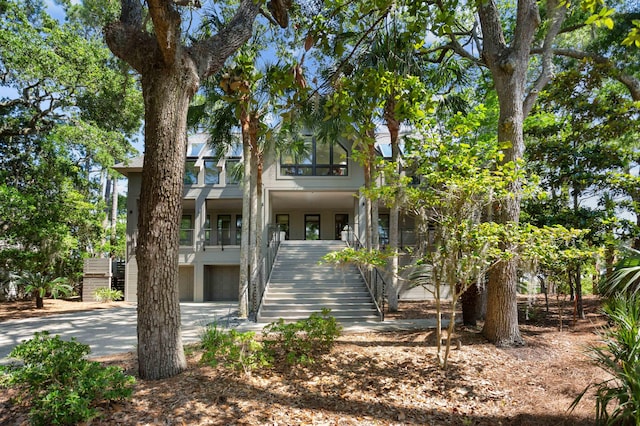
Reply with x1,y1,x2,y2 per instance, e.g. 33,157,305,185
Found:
0,302,243,362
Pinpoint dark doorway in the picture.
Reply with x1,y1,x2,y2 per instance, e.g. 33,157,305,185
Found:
305,214,320,240
335,214,349,240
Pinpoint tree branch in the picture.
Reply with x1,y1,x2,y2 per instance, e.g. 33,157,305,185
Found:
191,0,262,79
147,0,181,66
105,1,157,73
523,0,566,117
535,47,640,101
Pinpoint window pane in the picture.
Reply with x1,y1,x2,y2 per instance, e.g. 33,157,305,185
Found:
316,166,331,176
226,159,240,184
298,166,312,176
218,215,231,245
204,215,211,245
316,143,330,164
235,215,242,245
281,166,297,176
180,215,193,245
204,160,219,184
188,142,205,157
184,161,198,184
280,153,295,164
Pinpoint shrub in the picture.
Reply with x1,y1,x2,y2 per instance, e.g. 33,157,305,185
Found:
94,288,124,303
262,308,342,365
571,294,640,425
0,331,135,425
200,324,270,374
14,272,73,309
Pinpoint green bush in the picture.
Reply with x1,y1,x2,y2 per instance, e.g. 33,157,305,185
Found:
200,324,270,374
0,331,135,425
571,294,640,425
262,308,343,365
94,287,123,302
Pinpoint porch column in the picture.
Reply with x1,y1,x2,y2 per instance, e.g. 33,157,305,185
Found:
194,262,204,302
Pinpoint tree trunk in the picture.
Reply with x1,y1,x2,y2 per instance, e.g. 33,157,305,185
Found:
386,106,401,312
478,0,540,347
575,264,584,319
35,294,43,309
135,70,193,379
461,283,481,326
239,109,252,318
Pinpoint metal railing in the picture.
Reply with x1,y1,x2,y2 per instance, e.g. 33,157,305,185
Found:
248,224,282,320
378,227,417,249
342,226,386,321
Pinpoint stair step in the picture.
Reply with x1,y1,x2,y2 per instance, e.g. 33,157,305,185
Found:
259,240,378,323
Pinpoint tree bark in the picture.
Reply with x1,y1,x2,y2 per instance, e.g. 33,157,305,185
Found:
478,0,540,347
135,69,193,379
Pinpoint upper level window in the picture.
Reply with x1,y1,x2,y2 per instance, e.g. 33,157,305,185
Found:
204,159,219,185
184,160,198,185
280,136,348,176
226,159,240,184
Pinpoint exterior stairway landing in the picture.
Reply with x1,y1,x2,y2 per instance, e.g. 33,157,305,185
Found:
257,240,380,323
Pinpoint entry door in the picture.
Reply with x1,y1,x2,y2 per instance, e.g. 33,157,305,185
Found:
335,214,349,240
305,214,320,240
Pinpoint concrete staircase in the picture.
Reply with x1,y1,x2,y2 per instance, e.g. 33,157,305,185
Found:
257,240,380,323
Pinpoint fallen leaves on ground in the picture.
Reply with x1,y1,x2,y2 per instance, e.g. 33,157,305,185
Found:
1,296,607,425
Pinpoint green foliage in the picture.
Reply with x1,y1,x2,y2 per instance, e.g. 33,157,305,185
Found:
262,309,343,365
321,247,388,269
623,20,640,47
200,310,342,373
200,324,270,374
14,272,73,309
0,1,141,282
571,294,640,425
599,249,640,297
94,288,123,303
0,331,135,425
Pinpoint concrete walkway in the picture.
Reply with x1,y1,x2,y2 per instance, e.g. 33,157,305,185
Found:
0,303,437,363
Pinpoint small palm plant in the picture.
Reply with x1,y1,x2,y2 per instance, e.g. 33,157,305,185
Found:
15,271,73,309
571,293,640,425
599,248,640,297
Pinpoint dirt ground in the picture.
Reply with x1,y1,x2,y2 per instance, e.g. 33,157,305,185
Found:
1,295,609,425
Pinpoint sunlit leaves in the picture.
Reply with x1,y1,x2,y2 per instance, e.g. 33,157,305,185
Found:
622,20,640,47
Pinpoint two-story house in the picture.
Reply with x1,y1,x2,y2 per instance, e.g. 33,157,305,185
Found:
114,130,421,319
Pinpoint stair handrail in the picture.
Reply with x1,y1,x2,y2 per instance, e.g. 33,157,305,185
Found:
249,224,281,321
343,226,386,321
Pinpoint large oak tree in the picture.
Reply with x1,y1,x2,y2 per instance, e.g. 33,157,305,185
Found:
104,0,287,380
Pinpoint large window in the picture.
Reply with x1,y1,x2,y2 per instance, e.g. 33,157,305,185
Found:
184,160,198,184
180,215,194,245
204,159,219,185
280,136,348,176
226,159,240,184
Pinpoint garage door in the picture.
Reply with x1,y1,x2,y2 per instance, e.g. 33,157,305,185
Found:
204,265,239,301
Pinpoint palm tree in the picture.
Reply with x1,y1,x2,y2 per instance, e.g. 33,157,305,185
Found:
599,247,640,297
15,271,72,309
